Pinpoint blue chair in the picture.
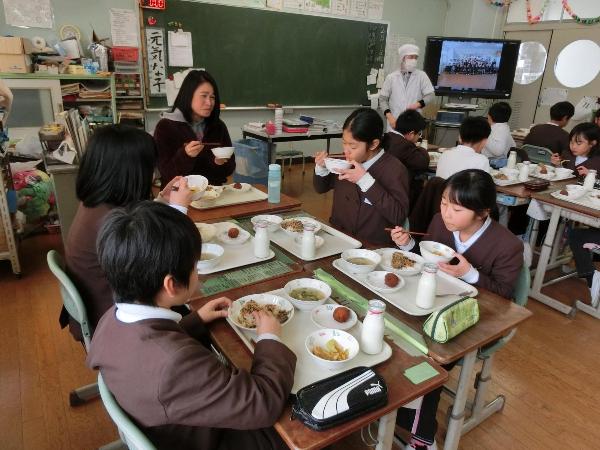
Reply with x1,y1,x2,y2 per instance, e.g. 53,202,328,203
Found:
98,373,156,450
521,144,554,164
47,250,99,406
444,264,530,434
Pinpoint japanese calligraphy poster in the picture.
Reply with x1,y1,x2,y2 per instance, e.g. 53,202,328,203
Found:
145,28,167,96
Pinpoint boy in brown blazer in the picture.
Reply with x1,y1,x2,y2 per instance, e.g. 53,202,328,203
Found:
87,201,296,450
524,101,574,155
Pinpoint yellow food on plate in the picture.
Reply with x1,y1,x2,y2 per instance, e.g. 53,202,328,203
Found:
312,338,349,361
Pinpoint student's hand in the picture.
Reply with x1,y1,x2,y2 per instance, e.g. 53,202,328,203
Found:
438,252,472,278
197,297,232,323
338,161,366,184
160,176,182,200
551,153,561,167
253,309,281,338
168,177,193,208
386,114,396,129
406,102,421,110
214,157,228,165
185,141,205,157
390,226,411,247
314,151,328,168
577,166,589,177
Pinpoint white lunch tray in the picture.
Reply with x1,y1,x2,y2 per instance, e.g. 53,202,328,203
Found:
530,173,576,182
550,190,600,211
332,258,477,316
227,289,392,394
269,218,362,261
191,185,268,210
197,222,274,274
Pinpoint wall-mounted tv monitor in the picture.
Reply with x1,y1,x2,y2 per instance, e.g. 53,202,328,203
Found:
423,36,521,99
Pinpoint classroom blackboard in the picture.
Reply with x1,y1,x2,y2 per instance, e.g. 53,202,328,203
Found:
141,1,387,108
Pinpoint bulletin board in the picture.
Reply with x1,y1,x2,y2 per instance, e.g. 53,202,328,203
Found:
140,0,388,108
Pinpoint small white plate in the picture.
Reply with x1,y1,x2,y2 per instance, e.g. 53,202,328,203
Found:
376,248,424,277
226,182,251,193
311,304,357,330
280,217,322,236
229,294,294,331
364,271,405,293
217,228,251,245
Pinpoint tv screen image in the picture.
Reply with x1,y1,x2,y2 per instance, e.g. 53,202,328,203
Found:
437,40,503,90
423,37,521,99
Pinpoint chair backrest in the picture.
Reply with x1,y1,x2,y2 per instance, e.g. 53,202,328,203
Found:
521,144,553,165
513,264,530,307
98,374,157,450
409,176,446,234
47,250,93,350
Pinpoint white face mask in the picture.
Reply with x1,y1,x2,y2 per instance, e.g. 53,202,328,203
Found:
403,59,417,72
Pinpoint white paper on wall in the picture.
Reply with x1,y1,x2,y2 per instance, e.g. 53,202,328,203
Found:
573,96,600,121
350,0,367,17
284,0,304,9
367,0,384,20
3,0,53,28
266,0,284,9
168,30,193,67
110,8,138,47
331,0,349,15
539,87,568,106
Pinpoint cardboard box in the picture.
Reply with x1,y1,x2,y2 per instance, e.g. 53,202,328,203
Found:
0,54,32,73
0,37,24,54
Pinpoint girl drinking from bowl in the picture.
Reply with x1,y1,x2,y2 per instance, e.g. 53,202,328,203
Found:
391,169,523,299
551,122,600,176
154,70,235,187
313,107,409,246
390,169,523,450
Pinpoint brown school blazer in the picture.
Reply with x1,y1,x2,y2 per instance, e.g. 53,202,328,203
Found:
314,151,409,246
427,213,524,299
523,123,570,155
87,307,296,450
154,118,235,188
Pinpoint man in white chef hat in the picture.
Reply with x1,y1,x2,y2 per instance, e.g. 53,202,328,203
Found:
380,43,434,131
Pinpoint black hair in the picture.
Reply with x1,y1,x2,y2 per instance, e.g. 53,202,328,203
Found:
550,101,575,121
394,110,427,135
569,122,600,157
172,70,221,124
76,125,156,208
97,201,202,306
459,116,491,144
488,102,512,123
343,107,383,146
444,169,498,219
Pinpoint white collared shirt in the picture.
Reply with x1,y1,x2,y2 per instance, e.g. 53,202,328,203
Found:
114,303,279,342
315,149,384,198
482,122,516,158
435,145,491,179
451,217,492,283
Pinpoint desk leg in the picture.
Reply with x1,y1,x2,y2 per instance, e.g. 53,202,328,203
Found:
573,300,600,319
549,219,566,266
444,350,476,450
529,207,572,314
326,138,331,154
375,409,398,450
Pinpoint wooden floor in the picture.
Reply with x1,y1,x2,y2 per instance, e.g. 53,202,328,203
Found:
1,162,600,450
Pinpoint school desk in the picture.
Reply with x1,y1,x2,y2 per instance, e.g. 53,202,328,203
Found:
192,268,448,450
242,125,343,163
529,190,600,319
301,257,532,450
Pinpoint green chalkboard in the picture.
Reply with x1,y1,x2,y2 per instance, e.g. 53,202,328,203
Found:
141,1,387,108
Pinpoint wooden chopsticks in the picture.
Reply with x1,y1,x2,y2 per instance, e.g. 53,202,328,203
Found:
384,228,429,236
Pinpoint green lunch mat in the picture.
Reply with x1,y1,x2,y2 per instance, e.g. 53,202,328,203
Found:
313,268,429,356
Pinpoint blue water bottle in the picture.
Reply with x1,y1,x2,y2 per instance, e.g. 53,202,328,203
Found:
268,163,281,203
